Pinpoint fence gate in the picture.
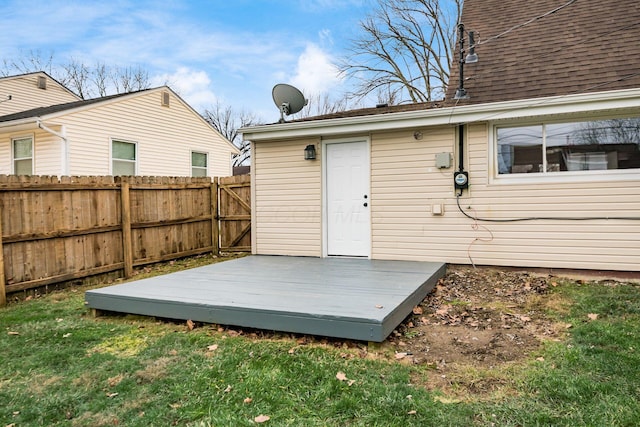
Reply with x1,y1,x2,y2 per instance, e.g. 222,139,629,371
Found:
217,174,251,252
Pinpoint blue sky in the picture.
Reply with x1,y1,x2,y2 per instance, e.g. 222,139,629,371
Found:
1,0,375,122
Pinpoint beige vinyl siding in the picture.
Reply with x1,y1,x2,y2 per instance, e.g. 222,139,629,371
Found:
0,74,80,116
55,90,233,177
370,123,640,271
0,129,63,175
371,126,463,262
0,135,9,174
250,114,639,271
33,129,63,175
254,139,321,256
461,122,640,271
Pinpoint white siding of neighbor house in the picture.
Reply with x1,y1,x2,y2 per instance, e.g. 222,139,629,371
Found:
0,129,61,175
0,74,80,116
253,121,640,272
253,138,322,256
50,89,234,177
34,129,63,175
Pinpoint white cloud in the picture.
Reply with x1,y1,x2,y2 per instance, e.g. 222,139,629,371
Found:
290,43,342,97
151,67,217,112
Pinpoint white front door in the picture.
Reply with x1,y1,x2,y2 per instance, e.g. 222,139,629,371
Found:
326,141,370,257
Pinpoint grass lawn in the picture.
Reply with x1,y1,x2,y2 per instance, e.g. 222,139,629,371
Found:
1,258,639,426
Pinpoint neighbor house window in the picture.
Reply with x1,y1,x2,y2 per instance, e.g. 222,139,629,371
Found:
191,151,208,177
112,140,137,176
496,117,640,175
12,136,33,175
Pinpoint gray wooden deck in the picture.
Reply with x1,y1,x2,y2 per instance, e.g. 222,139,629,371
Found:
85,256,446,342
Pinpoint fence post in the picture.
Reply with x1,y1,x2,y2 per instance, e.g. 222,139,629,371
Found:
0,201,5,306
211,177,220,256
121,180,133,278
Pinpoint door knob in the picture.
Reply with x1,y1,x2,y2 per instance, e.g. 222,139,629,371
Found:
363,202,368,207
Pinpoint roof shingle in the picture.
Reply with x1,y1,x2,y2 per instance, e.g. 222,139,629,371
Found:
444,0,640,105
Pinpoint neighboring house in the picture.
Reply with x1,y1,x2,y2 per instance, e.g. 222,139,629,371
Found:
0,72,81,116
0,76,239,177
241,0,640,272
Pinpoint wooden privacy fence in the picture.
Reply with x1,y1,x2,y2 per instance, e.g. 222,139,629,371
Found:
0,174,251,305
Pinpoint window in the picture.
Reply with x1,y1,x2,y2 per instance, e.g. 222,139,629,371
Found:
496,117,640,175
112,140,137,176
191,151,208,177
13,136,33,175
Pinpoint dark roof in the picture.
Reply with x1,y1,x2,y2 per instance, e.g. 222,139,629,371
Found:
444,0,640,105
291,101,443,122
0,89,155,123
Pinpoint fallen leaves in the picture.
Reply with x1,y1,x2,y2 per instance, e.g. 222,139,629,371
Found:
7,331,19,336
254,414,270,423
587,313,599,321
207,344,219,351
336,371,355,386
186,319,195,331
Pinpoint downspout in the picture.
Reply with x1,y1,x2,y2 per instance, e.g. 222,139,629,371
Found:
37,120,69,175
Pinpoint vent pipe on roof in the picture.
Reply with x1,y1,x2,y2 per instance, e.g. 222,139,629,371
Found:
453,23,479,100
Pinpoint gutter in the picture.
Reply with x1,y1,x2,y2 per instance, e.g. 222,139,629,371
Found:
241,88,640,141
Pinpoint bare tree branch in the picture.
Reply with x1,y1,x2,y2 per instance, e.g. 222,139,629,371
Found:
339,0,461,104
202,101,259,166
92,62,110,97
62,58,91,99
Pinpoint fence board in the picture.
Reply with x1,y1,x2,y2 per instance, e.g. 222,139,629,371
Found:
0,174,251,304
219,175,251,252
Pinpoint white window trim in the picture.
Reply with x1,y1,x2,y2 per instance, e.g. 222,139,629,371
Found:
191,150,209,177
110,138,138,176
11,134,34,175
489,116,640,185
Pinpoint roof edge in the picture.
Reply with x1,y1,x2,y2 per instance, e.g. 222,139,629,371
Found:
241,88,640,141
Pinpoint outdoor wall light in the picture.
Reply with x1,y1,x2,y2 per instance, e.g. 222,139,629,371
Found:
304,144,316,160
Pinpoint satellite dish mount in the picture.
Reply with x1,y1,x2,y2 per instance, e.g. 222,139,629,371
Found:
272,83,308,123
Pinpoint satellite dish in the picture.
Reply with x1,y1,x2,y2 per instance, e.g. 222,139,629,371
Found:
272,83,308,123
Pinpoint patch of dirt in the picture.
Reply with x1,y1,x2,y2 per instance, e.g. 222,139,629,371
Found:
381,266,570,399
212,265,572,399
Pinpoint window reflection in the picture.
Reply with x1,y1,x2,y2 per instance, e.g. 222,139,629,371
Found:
497,118,640,174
